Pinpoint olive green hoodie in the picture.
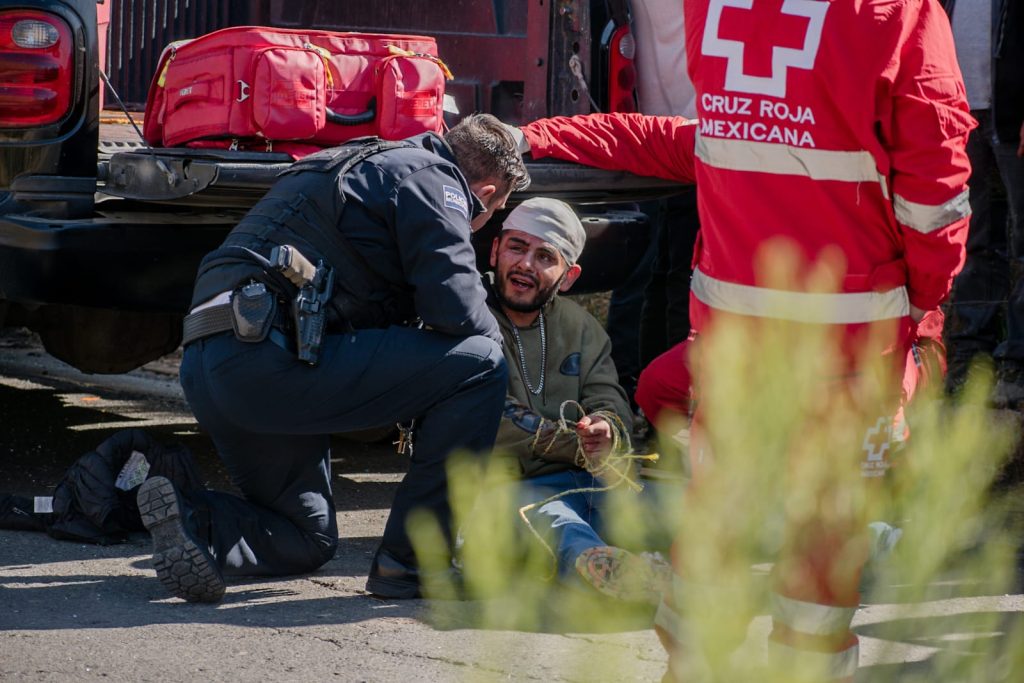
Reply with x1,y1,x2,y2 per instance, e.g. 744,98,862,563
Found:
489,287,632,478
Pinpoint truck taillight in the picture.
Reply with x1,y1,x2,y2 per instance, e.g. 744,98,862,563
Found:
606,25,636,113
0,10,73,127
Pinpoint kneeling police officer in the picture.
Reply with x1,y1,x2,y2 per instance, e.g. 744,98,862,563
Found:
136,114,528,602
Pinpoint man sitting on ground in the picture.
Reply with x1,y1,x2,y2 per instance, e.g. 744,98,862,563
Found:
483,197,669,603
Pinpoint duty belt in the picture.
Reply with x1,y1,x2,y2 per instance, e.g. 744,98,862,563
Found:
181,302,294,352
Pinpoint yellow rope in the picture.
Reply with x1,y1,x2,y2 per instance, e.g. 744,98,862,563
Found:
517,400,658,577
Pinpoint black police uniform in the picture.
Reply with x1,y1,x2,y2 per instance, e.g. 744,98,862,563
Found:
178,133,507,590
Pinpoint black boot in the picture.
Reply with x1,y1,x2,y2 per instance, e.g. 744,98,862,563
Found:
366,546,422,599
137,476,225,603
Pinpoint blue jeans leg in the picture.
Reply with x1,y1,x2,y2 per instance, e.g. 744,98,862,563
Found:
521,470,607,578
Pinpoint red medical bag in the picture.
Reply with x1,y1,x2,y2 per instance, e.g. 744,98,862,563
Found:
142,26,450,152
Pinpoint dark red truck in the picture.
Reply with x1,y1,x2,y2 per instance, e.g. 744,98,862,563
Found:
0,0,676,373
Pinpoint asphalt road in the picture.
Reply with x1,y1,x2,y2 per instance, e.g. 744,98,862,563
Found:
2,330,1023,681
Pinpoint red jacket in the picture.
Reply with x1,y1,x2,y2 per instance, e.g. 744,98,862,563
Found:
523,0,972,335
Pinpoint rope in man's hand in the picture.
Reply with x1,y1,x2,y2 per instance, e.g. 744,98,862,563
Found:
519,400,659,576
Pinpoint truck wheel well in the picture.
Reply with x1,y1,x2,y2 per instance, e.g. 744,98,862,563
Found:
4,304,181,374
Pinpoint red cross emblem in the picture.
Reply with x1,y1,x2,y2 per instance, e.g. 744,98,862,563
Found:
862,416,892,463
702,0,829,97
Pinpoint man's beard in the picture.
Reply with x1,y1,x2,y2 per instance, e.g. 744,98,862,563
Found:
496,269,566,314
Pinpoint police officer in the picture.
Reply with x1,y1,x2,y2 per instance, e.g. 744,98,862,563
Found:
136,114,528,602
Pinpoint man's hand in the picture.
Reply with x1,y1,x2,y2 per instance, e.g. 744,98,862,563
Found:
1018,120,1024,158
576,415,613,466
910,304,926,323
501,122,531,154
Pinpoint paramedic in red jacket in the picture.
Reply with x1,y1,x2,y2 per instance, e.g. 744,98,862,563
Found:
516,0,973,679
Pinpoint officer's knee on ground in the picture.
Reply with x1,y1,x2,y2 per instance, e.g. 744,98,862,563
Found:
282,531,337,574
309,534,339,570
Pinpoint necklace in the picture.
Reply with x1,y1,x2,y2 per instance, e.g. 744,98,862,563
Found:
510,311,546,396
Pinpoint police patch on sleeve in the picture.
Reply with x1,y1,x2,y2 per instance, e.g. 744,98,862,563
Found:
442,184,469,218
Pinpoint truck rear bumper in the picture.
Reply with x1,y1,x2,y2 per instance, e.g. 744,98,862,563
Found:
0,202,651,314
0,150,675,313
100,149,685,210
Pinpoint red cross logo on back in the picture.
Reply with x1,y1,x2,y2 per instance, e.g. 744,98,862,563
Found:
702,0,829,97
862,416,891,463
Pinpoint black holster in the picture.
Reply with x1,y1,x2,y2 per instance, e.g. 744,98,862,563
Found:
230,282,277,343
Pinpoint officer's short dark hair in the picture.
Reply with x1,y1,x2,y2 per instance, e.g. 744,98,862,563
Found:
445,113,530,193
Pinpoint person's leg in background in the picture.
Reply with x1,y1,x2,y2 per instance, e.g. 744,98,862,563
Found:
945,110,1009,393
638,200,670,372
639,188,699,370
606,205,658,410
608,188,699,422
636,185,699,461
608,188,699,410
637,188,700,465
989,118,1024,404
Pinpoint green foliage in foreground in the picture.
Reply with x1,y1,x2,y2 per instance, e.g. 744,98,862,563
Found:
409,310,1023,682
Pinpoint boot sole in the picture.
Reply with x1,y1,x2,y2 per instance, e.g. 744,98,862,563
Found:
138,477,225,603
